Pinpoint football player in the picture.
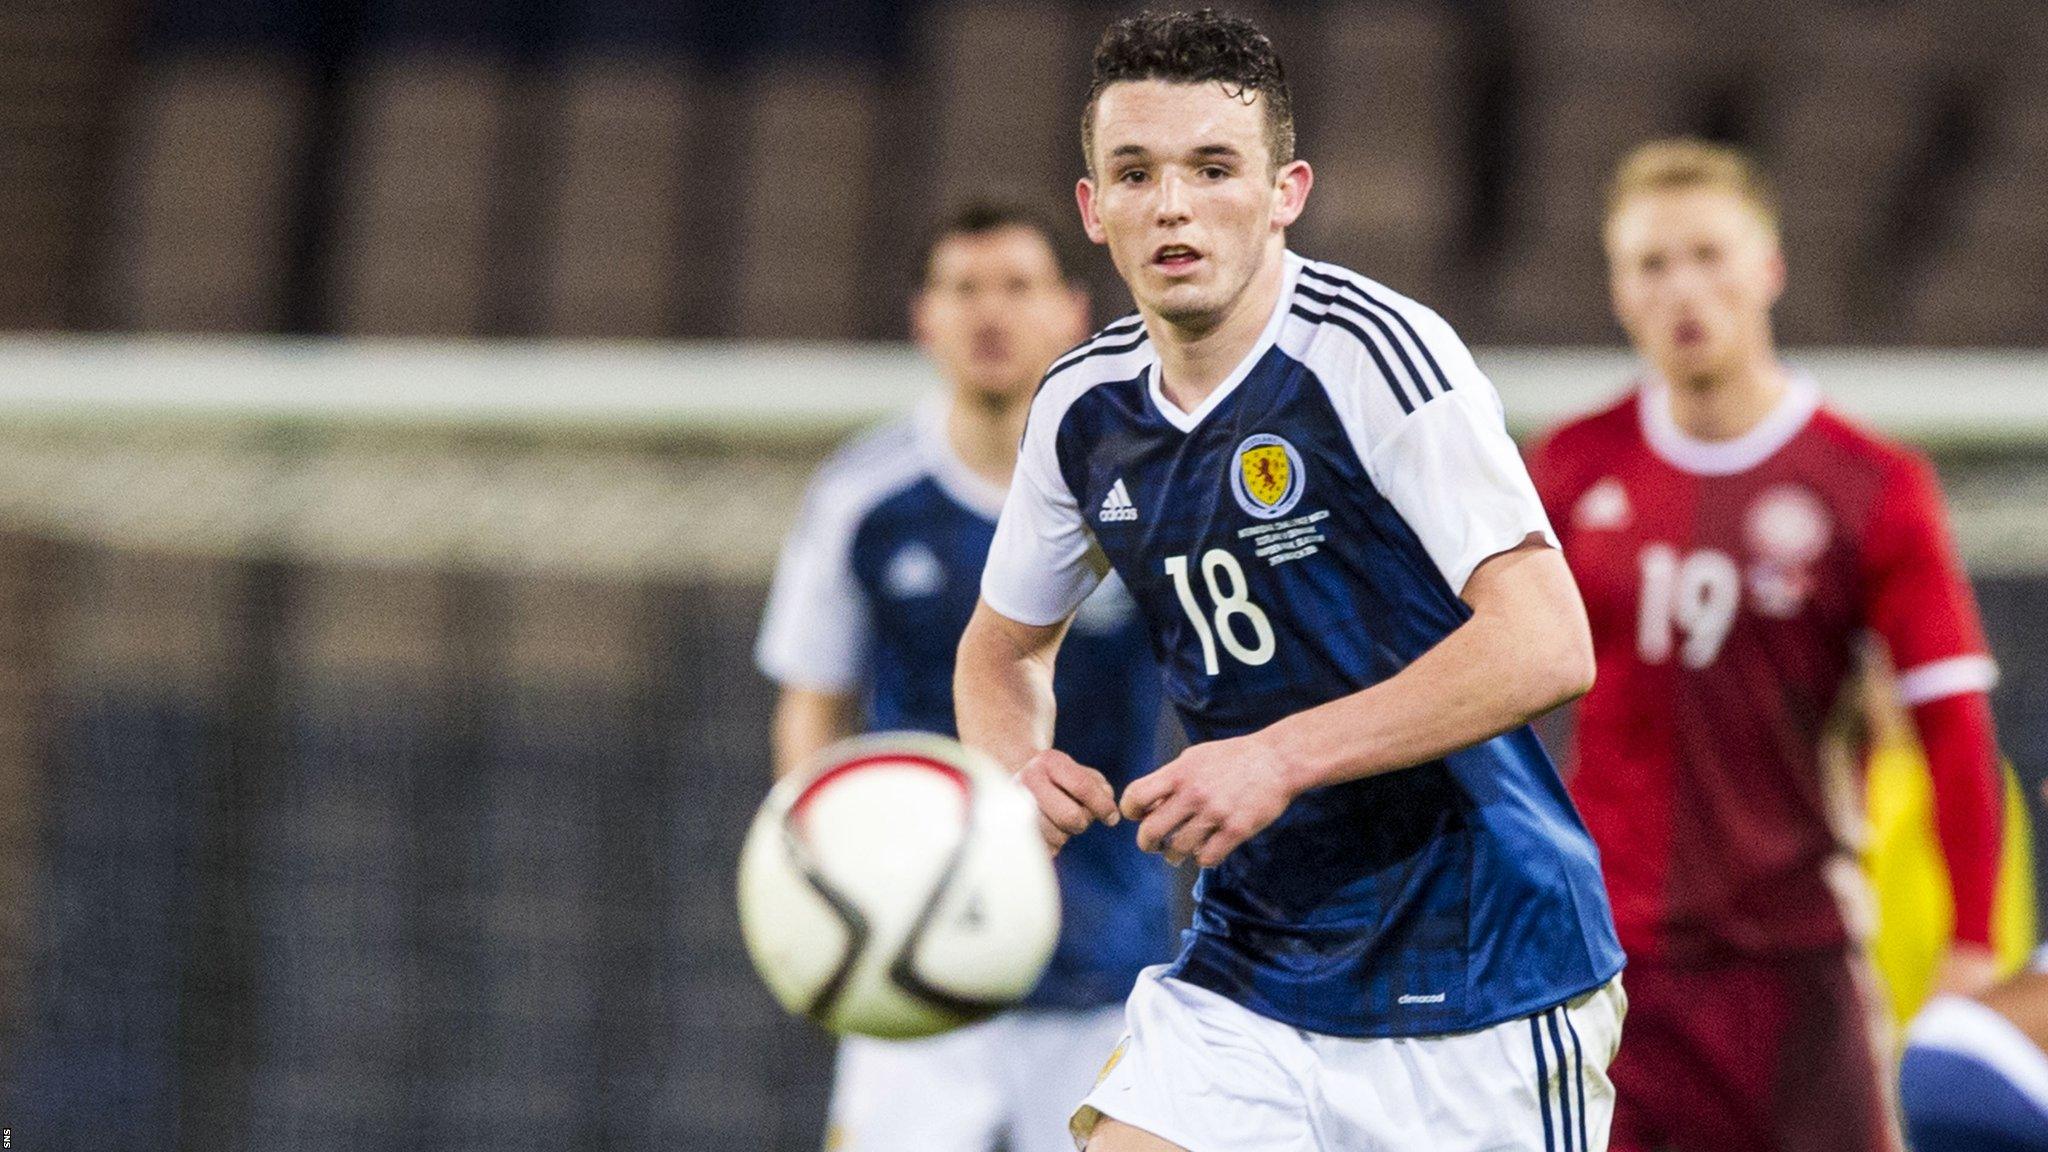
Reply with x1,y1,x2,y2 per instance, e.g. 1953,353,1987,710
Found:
756,200,1173,1152
1530,138,2006,1152
957,12,1625,1151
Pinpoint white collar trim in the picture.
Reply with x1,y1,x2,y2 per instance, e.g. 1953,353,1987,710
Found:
1640,369,1821,476
914,395,1010,521
1146,251,1304,434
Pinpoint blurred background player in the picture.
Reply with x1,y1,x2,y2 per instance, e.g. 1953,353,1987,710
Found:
1530,138,2007,1152
958,12,1623,1151
753,200,1172,1152
1898,939,2048,1151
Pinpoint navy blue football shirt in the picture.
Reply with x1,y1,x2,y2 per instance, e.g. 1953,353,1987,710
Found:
981,253,1624,1037
757,399,1173,1011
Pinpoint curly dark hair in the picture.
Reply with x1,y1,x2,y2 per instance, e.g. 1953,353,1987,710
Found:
1081,9,1294,174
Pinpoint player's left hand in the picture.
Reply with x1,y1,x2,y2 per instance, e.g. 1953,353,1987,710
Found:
1119,732,1298,868
1934,941,2001,998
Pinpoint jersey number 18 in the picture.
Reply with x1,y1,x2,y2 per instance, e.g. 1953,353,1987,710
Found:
1165,550,1276,675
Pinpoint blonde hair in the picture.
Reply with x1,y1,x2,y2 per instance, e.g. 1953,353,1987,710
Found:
1606,138,1779,235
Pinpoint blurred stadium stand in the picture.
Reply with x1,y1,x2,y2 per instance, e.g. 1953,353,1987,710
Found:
3,0,2046,343
1,528,838,1149
0,0,134,330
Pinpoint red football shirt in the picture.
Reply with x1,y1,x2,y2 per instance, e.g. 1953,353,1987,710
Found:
1532,375,1998,962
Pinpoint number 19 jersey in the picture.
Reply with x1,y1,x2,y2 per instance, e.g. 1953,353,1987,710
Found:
1531,377,1997,964
980,253,1623,1038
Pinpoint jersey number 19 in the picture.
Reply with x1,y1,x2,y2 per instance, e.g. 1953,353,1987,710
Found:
1637,543,1739,669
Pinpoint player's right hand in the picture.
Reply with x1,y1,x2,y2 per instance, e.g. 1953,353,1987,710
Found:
1015,748,1119,852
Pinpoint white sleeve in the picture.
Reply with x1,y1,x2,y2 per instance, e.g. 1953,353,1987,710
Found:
980,389,1102,626
1348,307,1557,593
754,470,873,692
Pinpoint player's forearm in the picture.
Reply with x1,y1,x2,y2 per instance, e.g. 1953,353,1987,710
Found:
1912,690,2003,947
954,600,1062,774
770,688,861,778
1265,608,1589,789
1265,544,1593,791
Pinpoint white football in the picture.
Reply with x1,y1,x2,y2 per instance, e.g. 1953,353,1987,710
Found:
736,732,1061,1038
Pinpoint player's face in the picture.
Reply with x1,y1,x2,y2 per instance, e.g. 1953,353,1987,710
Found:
1607,187,1785,382
913,226,1089,404
1077,80,1310,327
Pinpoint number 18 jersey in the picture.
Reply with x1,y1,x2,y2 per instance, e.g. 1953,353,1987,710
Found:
981,253,1623,1038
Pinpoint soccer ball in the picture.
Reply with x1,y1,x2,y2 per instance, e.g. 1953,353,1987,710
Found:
736,732,1061,1038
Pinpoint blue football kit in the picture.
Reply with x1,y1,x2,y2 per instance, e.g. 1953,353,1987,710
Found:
756,398,1173,1011
1900,948,2048,1152
981,252,1625,1039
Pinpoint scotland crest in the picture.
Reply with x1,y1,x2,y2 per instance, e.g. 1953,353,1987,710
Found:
1230,433,1305,520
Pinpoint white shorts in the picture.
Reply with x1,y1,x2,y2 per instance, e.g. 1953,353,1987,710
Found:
827,1005,1127,1152
1074,966,1627,1152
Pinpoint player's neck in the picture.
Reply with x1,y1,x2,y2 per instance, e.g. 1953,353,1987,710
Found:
945,390,1030,487
1147,243,1288,414
1660,354,1791,443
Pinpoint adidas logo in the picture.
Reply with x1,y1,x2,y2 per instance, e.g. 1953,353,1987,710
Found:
1098,478,1139,522
1573,478,1631,531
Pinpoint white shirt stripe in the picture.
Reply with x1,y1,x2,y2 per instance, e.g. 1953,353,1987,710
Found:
1896,653,1999,706
1283,264,1558,592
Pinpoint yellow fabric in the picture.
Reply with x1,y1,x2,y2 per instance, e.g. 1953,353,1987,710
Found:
1864,738,2037,1025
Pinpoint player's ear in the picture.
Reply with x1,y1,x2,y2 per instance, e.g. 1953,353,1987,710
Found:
1076,177,1108,245
1763,242,1788,308
1271,159,1312,229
